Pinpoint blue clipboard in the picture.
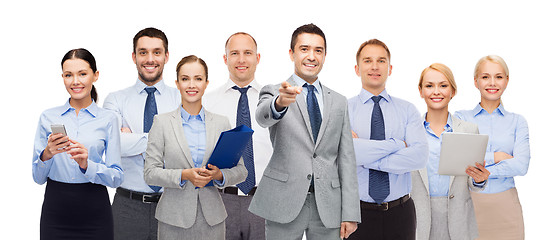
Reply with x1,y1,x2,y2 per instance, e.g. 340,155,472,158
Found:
203,125,254,187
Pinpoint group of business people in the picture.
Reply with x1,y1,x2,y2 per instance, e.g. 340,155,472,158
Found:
32,24,530,240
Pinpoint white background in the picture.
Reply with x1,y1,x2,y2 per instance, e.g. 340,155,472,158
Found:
1,0,555,238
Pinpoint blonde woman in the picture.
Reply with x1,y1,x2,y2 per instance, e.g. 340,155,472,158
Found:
412,63,490,240
455,55,530,240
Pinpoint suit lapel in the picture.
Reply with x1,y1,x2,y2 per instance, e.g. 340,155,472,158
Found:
171,108,195,168
201,111,216,167
449,115,462,190
418,168,430,194
314,85,332,147
289,77,314,143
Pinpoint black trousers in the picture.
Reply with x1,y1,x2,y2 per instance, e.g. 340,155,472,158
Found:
40,178,113,240
348,197,416,240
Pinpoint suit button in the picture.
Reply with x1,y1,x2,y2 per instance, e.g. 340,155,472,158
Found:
449,195,455,199
307,174,312,180
313,153,317,158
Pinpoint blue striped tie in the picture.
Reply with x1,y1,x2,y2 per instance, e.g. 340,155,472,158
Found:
144,87,161,192
369,95,389,203
233,86,255,194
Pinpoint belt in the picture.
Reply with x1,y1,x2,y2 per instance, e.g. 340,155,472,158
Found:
360,194,411,211
117,187,161,203
218,186,257,196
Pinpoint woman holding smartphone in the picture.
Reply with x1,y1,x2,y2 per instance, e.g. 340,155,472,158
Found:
143,55,247,240
455,55,530,240
32,48,123,240
411,63,490,240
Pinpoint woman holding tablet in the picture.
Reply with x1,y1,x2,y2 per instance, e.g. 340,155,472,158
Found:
143,55,247,240
412,63,490,240
455,55,530,240
32,48,123,240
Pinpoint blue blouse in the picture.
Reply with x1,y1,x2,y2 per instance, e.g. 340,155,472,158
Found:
455,104,530,194
32,100,124,188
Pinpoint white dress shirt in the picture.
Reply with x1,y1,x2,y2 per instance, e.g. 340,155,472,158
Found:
203,79,273,195
103,79,181,193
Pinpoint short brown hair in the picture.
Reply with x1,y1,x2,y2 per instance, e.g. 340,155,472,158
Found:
418,63,457,95
176,55,208,81
133,27,168,53
356,39,391,64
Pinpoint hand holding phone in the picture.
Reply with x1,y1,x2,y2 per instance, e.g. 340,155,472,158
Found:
41,124,71,161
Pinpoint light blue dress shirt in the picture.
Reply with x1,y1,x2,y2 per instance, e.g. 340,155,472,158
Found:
348,89,428,203
455,104,530,194
179,107,225,187
180,107,206,168
423,114,453,197
103,79,181,193
271,74,323,119
32,100,124,188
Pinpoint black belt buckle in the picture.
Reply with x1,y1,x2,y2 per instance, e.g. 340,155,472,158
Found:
142,194,158,203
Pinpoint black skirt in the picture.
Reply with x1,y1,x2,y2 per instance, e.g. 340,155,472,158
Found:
40,178,113,240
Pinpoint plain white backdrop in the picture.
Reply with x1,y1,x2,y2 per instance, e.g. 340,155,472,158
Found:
1,0,555,238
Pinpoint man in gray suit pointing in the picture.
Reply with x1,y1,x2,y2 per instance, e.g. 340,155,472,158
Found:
248,23,361,240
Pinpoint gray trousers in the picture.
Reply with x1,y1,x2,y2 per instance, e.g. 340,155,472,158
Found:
158,201,225,240
265,193,340,240
112,190,158,240
220,192,265,240
430,197,450,240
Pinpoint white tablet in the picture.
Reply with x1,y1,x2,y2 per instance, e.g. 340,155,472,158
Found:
438,132,489,176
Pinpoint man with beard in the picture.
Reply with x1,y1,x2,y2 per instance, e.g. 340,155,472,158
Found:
104,27,181,240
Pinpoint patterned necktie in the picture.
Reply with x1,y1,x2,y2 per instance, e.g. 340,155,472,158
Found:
304,83,322,143
144,87,158,133
232,86,255,194
369,95,389,203
144,87,161,192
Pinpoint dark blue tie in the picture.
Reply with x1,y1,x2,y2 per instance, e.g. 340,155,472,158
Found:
304,84,321,143
232,86,256,194
144,87,161,192
144,87,158,133
369,95,389,203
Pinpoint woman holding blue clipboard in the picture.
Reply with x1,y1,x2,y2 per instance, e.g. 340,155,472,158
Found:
144,55,247,240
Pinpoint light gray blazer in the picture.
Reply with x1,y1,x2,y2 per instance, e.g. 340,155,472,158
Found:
411,116,486,240
248,76,361,228
144,108,248,229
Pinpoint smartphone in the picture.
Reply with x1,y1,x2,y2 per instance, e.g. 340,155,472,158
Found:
50,124,68,143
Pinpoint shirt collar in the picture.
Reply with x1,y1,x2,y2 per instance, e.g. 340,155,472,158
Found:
60,99,98,117
473,102,507,116
180,106,205,123
224,78,262,93
134,78,167,94
423,112,453,133
358,88,391,104
292,74,322,94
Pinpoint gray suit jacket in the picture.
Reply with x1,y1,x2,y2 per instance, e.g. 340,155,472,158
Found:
144,108,248,229
248,76,361,228
411,116,485,240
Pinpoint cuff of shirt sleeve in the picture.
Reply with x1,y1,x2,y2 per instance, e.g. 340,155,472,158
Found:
472,179,487,187
270,95,287,119
390,138,407,149
82,160,98,180
179,180,187,187
214,174,226,187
